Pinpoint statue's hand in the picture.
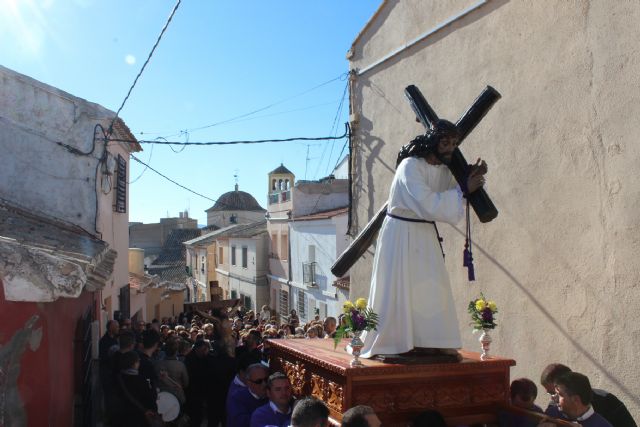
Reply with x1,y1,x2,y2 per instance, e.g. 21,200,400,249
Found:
469,158,488,176
467,158,487,193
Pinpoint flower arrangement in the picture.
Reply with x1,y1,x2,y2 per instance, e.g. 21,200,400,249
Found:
333,298,378,349
468,293,498,331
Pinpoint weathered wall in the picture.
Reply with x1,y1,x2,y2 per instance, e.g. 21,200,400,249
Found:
0,65,134,328
0,65,113,233
349,0,640,416
0,280,94,426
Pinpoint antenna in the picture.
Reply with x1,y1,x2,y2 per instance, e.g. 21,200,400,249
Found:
304,143,320,180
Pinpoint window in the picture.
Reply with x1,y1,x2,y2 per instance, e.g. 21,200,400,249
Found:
231,245,236,266
280,234,288,261
231,290,238,300
114,155,127,213
318,302,327,319
303,262,316,286
242,246,248,268
279,289,289,316
243,294,252,310
219,247,223,264
297,289,306,319
201,256,206,273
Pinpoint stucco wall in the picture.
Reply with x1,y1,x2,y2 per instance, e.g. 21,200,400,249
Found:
0,281,94,426
349,0,640,416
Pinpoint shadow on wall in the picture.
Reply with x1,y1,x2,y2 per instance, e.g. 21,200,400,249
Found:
449,223,640,409
353,112,393,224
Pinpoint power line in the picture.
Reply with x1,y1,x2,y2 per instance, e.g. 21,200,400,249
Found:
110,124,349,146
129,154,280,213
137,99,342,137
155,72,349,139
130,154,215,202
108,0,182,135
317,78,349,178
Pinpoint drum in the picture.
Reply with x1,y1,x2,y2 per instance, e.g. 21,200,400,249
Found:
156,391,180,422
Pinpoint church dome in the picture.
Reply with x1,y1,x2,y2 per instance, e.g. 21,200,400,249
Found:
206,186,265,212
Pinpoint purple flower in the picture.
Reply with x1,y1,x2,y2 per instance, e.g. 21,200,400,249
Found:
351,311,367,330
482,307,493,322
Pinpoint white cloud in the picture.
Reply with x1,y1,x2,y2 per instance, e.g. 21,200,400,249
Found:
125,54,136,65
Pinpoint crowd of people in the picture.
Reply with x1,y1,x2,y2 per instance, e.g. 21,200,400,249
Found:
99,306,636,427
98,305,346,427
500,364,636,427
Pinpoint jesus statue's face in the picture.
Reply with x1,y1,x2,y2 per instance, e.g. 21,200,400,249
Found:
435,135,459,164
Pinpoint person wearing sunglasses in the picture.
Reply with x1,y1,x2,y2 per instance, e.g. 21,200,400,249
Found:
251,372,293,427
228,363,269,427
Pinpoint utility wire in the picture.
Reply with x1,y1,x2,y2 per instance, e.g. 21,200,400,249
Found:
110,124,349,146
130,154,278,214
317,79,349,178
131,154,215,202
107,0,182,135
155,72,349,138
137,99,341,137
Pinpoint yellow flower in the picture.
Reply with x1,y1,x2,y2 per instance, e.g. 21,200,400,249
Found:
488,301,497,312
355,298,367,310
343,301,355,313
475,299,486,311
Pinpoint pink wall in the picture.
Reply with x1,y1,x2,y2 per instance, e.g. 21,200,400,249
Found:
0,279,95,426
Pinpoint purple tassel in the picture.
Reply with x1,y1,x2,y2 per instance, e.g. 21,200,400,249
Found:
463,246,470,267
467,261,475,281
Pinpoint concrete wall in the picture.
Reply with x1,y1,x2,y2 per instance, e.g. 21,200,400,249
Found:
0,65,133,330
292,180,349,217
349,0,640,415
130,216,198,258
0,65,108,232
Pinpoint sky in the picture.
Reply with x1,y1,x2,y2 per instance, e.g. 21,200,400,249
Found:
1,0,381,225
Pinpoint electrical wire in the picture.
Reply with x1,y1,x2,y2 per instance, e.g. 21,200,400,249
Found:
130,154,215,202
107,0,182,135
129,143,154,184
129,154,275,213
109,125,349,146
155,72,349,139
316,79,349,178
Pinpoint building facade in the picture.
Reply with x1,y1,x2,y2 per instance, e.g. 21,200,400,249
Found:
348,0,640,415
266,165,295,319
226,221,270,312
289,207,350,323
0,64,138,425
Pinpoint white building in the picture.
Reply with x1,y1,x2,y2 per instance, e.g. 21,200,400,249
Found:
289,207,350,322
225,221,270,312
265,169,350,323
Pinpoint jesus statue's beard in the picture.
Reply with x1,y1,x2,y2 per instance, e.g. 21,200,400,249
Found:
436,152,453,165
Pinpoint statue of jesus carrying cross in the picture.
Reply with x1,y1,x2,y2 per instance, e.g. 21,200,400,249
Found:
354,85,501,360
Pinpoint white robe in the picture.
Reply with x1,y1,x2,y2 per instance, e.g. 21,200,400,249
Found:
360,156,465,358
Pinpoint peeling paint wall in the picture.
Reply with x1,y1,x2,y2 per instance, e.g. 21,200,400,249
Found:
0,279,94,426
349,0,640,417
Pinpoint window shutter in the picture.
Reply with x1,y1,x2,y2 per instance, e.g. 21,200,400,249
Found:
114,155,127,213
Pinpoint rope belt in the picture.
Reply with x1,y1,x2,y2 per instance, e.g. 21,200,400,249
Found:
386,212,445,259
